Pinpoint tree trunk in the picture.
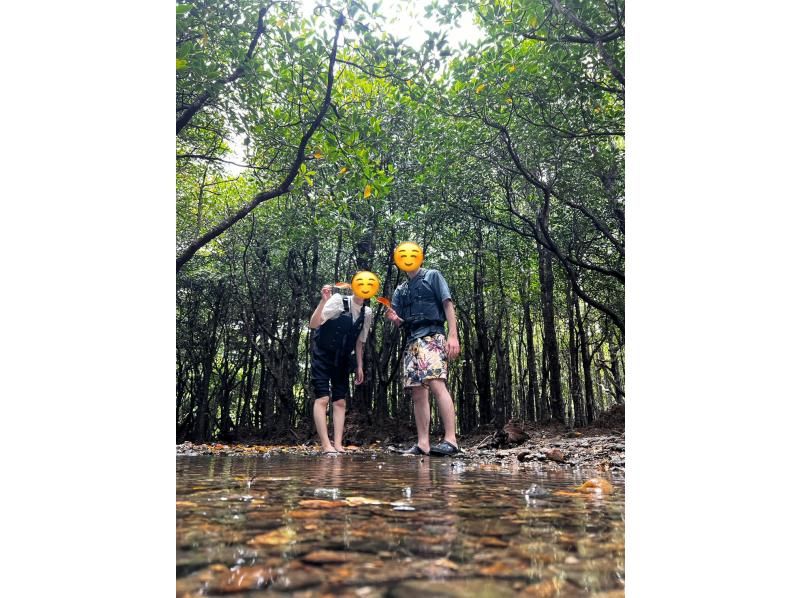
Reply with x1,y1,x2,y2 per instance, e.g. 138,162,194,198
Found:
566,282,586,427
538,243,564,423
609,337,624,405
519,274,540,423
473,229,493,425
459,309,477,433
575,300,596,424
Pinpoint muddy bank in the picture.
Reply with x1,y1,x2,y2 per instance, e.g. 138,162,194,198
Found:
176,418,624,473
178,403,624,469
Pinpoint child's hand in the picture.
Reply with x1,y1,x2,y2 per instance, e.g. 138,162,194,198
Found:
385,308,403,326
355,367,364,385
321,285,332,302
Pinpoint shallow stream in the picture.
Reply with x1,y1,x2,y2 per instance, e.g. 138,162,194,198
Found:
176,453,624,597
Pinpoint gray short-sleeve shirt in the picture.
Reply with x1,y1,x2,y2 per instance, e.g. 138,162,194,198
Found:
392,268,452,341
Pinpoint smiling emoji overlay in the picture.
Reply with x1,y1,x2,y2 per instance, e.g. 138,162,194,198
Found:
393,242,424,272
351,270,381,299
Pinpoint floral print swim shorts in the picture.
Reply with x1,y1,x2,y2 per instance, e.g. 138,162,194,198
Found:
403,333,448,388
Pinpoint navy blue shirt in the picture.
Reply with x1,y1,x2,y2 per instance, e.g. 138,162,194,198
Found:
391,268,452,342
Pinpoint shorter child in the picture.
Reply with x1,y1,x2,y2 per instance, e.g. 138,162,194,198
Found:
309,283,373,454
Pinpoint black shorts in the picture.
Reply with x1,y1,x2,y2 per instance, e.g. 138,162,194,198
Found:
311,355,349,401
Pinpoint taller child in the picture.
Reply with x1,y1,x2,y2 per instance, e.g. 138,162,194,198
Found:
384,242,461,456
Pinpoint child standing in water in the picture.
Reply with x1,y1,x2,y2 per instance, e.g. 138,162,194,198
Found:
309,278,374,454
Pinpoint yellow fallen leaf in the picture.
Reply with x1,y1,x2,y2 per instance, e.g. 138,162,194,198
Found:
475,84,486,94
576,478,614,494
248,527,297,546
338,166,348,174
506,98,513,104
344,496,383,506
313,151,323,159
508,65,516,73
363,184,372,198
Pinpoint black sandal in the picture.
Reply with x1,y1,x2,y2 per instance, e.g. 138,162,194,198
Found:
402,445,429,456
429,440,460,456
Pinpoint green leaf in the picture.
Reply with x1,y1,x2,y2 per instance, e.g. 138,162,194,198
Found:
176,4,192,16
176,59,188,70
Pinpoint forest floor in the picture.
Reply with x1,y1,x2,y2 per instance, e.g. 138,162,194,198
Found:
177,405,625,472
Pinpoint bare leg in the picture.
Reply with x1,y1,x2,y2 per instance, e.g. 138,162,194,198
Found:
411,386,431,453
313,397,335,452
332,399,346,451
427,379,458,447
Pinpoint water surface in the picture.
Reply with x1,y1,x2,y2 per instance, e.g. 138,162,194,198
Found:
177,453,624,596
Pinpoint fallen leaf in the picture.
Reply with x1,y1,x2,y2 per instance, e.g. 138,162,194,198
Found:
576,478,614,494
313,151,323,159
338,166,348,174
298,499,343,508
344,496,383,506
287,509,329,519
363,184,373,198
301,550,361,565
476,83,486,94
521,577,565,597
248,527,297,546
209,565,272,593
479,536,509,548
478,559,523,577
432,558,460,571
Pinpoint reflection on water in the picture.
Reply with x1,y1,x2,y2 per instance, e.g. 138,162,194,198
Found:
177,454,624,597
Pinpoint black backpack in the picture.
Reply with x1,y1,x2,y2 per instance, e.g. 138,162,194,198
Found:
313,297,366,368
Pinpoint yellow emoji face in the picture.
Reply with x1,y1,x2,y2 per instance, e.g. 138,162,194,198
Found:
351,270,380,299
393,242,424,272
